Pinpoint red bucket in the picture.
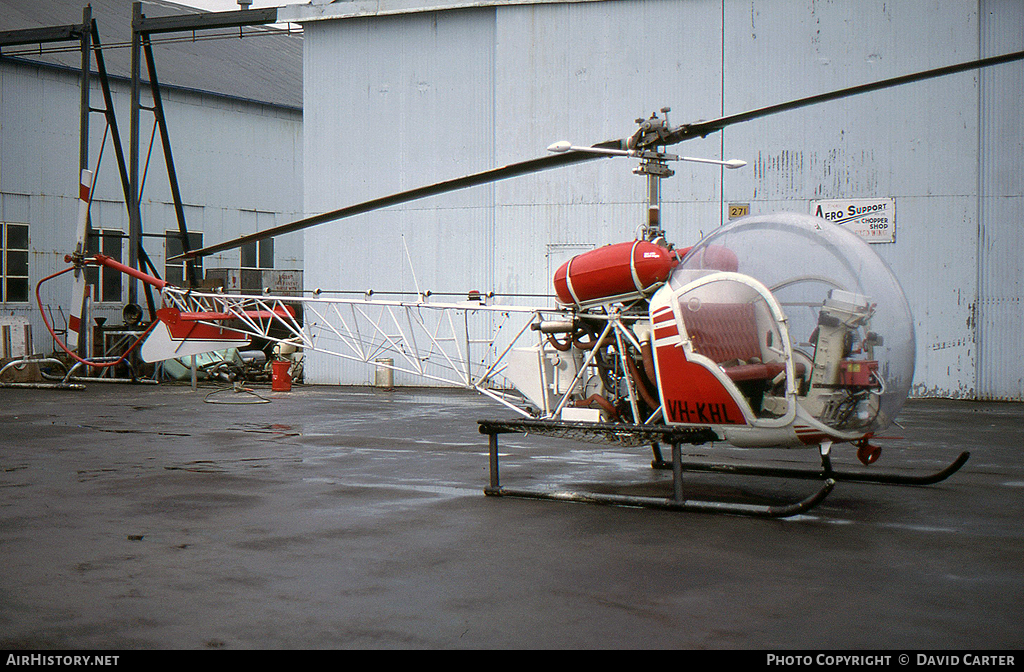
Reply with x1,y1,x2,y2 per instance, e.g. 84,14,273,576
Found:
271,359,292,392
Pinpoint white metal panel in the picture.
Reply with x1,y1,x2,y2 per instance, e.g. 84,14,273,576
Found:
299,0,1022,398
302,0,732,383
977,0,1024,400
491,0,724,239
722,0,984,399
284,0,608,22
492,0,725,253
303,10,497,384
888,197,978,399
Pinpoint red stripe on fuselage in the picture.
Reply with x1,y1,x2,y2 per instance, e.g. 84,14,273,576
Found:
653,325,678,340
156,305,295,340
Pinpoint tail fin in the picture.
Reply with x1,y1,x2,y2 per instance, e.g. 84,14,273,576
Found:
67,169,92,351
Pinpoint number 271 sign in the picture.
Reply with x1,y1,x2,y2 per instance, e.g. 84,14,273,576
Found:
810,198,896,243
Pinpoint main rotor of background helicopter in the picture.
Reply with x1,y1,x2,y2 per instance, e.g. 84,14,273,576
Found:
174,49,1024,262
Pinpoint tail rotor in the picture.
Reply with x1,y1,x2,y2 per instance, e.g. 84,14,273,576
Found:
67,169,92,352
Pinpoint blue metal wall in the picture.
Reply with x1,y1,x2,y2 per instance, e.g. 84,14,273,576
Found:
0,59,303,349
295,0,1022,398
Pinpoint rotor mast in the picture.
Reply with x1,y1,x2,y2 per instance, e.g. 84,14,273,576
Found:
632,107,675,245
628,107,749,245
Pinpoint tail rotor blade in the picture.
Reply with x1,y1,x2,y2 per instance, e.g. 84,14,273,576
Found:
67,168,92,351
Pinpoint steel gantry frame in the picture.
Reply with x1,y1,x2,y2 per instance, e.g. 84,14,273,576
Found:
127,2,283,304
1,3,291,360
1,5,181,332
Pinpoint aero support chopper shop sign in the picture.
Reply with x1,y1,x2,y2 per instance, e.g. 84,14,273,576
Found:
810,198,896,243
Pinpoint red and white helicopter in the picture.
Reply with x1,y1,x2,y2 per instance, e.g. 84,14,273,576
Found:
42,51,1022,517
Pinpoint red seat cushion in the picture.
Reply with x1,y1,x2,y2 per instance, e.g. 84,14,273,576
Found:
682,303,801,383
682,303,761,364
725,362,783,382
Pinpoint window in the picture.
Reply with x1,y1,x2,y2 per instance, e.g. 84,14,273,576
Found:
1,222,30,303
85,229,124,303
240,238,274,269
165,231,203,287
240,238,274,293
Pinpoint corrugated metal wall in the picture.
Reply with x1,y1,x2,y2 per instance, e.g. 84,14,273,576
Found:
303,10,499,385
977,0,1024,400
300,0,1022,398
0,59,303,347
720,0,985,399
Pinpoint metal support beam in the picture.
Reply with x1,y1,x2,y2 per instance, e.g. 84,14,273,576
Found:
141,38,196,287
128,2,143,305
89,20,157,320
122,0,286,299
78,5,91,174
0,25,81,47
90,22,130,218
135,8,279,35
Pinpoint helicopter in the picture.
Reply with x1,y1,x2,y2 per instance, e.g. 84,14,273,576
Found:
40,49,1022,517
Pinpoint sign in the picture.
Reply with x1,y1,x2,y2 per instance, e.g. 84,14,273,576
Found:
810,198,896,243
264,269,303,294
203,268,303,294
728,203,749,219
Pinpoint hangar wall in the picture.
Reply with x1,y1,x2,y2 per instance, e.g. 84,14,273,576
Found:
295,0,1022,399
0,58,303,351
976,0,1024,400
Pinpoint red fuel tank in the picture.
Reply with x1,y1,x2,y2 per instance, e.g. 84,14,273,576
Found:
553,240,679,308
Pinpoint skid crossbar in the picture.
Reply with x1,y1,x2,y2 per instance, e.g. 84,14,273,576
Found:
477,419,833,518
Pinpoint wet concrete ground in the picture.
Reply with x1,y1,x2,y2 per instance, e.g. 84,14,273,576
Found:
0,383,1021,649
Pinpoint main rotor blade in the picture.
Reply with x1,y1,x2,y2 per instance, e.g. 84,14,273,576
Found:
182,50,1022,260
177,140,623,259
664,50,1024,144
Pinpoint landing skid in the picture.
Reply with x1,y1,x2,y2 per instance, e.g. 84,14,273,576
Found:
651,445,970,486
477,419,833,518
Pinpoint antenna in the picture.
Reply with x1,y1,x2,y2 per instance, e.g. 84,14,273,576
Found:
401,234,425,300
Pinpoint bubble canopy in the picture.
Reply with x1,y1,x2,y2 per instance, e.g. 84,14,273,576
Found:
674,212,915,434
